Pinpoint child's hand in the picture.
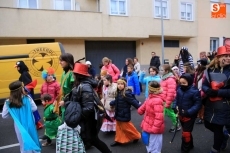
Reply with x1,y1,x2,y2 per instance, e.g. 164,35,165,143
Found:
59,101,64,107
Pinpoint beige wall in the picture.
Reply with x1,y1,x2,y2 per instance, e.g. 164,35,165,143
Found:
137,37,198,65
197,0,230,52
54,39,86,62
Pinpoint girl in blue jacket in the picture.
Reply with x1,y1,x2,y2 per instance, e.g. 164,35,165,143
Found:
176,73,201,153
139,66,161,99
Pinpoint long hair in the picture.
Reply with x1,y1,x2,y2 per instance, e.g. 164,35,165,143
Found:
73,73,88,87
116,77,127,97
207,56,219,69
9,81,24,108
104,74,113,84
126,58,134,65
179,49,191,63
183,62,195,74
196,64,206,75
59,53,74,70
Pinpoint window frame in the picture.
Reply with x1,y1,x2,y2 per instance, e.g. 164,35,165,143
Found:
53,0,75,11
18,0,39,9
225,0,230,13
109,0,128,16
180,2,193,21
210,37,219,52
154,0,170,19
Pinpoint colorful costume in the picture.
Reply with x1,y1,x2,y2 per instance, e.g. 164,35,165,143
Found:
110,88,141,144
43,103,62,140
2,96,41,153
100,83,117,132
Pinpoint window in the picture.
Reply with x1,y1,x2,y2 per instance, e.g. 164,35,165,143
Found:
54,0,73,10
225,0,230,13
210,0,220,2
154,0,169,19
180,2,193,21
110,0,127,15
210,37,219,51
164,40,179,47
18,0,38,9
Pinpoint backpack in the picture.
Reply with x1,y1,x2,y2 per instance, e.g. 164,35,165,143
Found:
64,87,82,128
64,101,82,128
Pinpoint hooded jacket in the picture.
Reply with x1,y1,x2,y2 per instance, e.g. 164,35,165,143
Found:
176,73,201,118
16,61,32,86
138,93,165,134
160,73,177,107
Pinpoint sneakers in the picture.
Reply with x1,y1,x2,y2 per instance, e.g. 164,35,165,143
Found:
221,130,229,150
169,126,181,133
196,119,203,124
42,142,52,147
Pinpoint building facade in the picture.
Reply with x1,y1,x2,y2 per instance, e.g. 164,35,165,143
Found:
0,0,230,72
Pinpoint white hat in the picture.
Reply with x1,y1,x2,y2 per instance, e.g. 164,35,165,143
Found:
85,61,91,65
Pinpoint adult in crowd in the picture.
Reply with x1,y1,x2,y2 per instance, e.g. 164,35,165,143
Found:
122,58,134,78
178,47,194,75
85,61,96,78
150,52,160,70
58,53,75,120
101,57,120,83
134,57,142,92
202,46,230,153
173,55,179,67
71,62,112,153
194,58,208,124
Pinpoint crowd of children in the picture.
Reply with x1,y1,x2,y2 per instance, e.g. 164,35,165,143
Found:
2,45,230,153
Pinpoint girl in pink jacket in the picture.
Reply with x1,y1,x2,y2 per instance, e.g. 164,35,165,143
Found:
160,64,181,133
138,81,164,153
40,67,60,103
101,57,120,83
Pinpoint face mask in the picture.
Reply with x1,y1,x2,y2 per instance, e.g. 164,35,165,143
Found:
180,85,189,91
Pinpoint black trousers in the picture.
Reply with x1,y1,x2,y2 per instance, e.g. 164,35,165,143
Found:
204,120,224,151
180,117,196,153
43,135,52,143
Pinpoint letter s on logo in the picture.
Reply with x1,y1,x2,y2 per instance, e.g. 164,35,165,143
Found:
211,3,220,12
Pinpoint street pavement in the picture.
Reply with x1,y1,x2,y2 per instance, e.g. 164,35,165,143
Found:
0,93,230,153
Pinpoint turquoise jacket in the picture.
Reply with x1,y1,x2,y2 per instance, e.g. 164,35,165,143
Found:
139,72,161,98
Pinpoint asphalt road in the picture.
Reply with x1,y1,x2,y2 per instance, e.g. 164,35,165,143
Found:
0,93,229,153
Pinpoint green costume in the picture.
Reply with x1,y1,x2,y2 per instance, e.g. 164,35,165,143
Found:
164,104,177,126
60,71,74,120
44,104,62,139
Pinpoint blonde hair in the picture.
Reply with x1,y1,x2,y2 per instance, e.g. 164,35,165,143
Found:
207,56,219,69
102,57,110,63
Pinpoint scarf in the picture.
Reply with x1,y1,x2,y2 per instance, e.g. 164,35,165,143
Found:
162,72,174,80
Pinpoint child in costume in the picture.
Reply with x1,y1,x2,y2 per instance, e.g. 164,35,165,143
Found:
15,61,43,129
2,81,41,153
40,67,61,103
40,94,62,147
176,73,201,153
110,77,141,147
160,64,181,133
126,64,140,96
139,66,161,99
100,74,117,133
138,81,164,153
